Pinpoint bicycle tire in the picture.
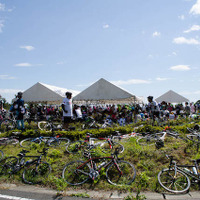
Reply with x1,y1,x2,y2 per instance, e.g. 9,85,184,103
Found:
20,138,41,148
0,119,15,132
6,138,19,146
66,140,88,154
186,134,200,144
158,168,191,194
0,156,18,175
38,121,52,131
106,160,136,186
62,160,90,185
22,161,51,184
100,141,124,154
58,138,70,147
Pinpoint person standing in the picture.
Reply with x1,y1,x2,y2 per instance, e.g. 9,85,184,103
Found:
62,92,73,130
147,96,160,125
11,92,25,131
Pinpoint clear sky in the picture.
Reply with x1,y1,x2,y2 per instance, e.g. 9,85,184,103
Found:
1,0,200,103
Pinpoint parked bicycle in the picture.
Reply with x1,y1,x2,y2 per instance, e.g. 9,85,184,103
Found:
0,148,51,184
0,112,17,132
0,136,19,146
38,119,63,132
157,154,200,194
66,133,124,154
62,147,136,186
20,134,70,149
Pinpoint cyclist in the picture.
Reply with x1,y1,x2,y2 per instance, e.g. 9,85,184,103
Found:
147,96,160,125
62,92,73,130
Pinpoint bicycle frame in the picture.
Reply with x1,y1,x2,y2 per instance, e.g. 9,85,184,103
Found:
76,153,121,180
167,157,200,182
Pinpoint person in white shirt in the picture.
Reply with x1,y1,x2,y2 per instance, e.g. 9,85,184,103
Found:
62,92,73,130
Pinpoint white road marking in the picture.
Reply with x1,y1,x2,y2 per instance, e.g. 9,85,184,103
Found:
0,194,35,200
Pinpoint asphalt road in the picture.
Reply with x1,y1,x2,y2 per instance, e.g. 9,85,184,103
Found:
0,183,199,200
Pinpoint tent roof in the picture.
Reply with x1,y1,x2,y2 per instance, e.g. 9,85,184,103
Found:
73,78,141,103
22,82,80,104
155,90,189,103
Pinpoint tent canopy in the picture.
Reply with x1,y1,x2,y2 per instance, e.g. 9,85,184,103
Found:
73,78,142,104
155,90,189,103
22,82,80,104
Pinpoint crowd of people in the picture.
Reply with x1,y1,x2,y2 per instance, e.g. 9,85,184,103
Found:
0,92,200,131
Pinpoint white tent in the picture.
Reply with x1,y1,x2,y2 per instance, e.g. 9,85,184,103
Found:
22,82,80,104
73,78,142,104
155,90,189,103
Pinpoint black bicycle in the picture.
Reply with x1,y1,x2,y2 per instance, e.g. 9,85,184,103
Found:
0,148,51,184
158,154,200,194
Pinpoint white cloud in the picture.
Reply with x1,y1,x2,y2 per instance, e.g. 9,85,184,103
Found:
103,24,109,29
152,31,161,37
170,65,191,71
0,3,5,11
20,45,35,51
0,89,19,94
111,79,151,85
156,77,170,81
178,15,185,20
190,0,200,15
0,20,4,33
0,75,16,80
14,63,32,67
57,61,65,65
173,37,200,45
184,25,200,33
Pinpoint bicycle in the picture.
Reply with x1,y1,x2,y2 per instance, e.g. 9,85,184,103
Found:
0,136,19,146
20,134,70,149
0,148,51,184
62,148,136,186
186,127,200,144
66,133,124,154
38,119,63,132
157,154,200,194
0,112,17,132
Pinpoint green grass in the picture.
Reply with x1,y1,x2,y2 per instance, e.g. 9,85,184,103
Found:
0,119,200,192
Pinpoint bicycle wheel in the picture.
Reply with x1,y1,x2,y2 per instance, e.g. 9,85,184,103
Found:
137,136,156,146
62,160,90,185
23,161,51,184
6,138,19,146
158,168,190,194
20,138,41,148
187,134,200,144
38,121,52,131
58,138,70,147
106,160,136,186
0,119,15,132
100,141,124,154
0,156,18,175
66,141,88,154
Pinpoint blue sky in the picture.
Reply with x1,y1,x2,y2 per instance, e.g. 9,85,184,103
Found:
1,0,200,103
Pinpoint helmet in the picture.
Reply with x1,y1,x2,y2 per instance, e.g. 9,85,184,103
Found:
147,96,153,100
17,92,23,97
65,92,72,96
